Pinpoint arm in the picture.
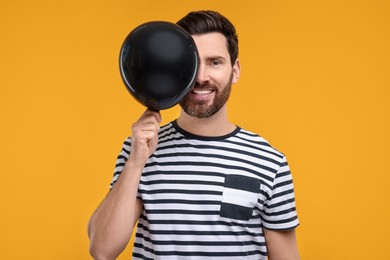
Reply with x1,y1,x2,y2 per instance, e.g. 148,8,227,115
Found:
88,110,162,260
262,155,300,260
264,228,300,260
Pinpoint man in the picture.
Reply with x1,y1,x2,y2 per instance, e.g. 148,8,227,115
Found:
88,10,300,260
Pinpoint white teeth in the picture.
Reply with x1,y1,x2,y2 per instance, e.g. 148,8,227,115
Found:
193,89,212,95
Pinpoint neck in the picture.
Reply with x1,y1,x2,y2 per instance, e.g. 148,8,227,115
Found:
176,105,236,137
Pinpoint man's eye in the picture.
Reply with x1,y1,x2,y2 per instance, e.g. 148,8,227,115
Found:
211,60,222,66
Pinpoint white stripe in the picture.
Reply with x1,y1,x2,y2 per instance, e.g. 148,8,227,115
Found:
221,187,258,208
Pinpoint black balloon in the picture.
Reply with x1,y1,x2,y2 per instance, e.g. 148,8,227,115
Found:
119,21,199,110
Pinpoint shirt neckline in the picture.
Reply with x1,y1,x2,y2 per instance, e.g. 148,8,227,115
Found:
171,120,241,141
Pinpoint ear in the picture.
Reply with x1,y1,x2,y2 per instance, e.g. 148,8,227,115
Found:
232,59,241,84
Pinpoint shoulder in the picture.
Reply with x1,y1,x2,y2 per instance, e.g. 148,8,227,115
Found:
158,122,177,137
234,127,286,163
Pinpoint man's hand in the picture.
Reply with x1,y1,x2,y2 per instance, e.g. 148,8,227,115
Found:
129,109,162,167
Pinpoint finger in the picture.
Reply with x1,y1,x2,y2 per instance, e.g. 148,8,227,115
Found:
138,130,157,142
141,109,162,123
133,120,160,135
140,123,159,133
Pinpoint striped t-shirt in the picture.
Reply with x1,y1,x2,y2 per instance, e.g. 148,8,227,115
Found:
110,120,299,259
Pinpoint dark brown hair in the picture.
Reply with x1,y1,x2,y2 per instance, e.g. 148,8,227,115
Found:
177,10,239,65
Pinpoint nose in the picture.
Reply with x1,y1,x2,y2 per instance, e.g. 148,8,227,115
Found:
196,63,209,85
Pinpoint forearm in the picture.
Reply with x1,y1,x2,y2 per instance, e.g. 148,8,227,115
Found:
267,251,300,260
88,161,143,260
264,229,300,260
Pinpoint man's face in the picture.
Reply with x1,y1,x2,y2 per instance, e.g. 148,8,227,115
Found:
179,32,240,118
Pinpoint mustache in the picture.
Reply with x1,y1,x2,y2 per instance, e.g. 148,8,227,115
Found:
193,82,215,89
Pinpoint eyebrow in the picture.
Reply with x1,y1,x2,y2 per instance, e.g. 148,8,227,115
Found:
206,56,227,62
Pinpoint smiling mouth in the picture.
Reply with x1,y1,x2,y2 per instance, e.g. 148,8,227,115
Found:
192,89,214,95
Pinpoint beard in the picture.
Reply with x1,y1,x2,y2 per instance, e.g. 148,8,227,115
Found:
179,73,233,119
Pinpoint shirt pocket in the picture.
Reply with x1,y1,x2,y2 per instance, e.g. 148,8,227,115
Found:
220,175,261,221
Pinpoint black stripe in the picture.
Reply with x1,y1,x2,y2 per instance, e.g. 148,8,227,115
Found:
142,199,220,205
140,189,222,196
224,174,261,193
220,203,253,221
140,179,223,187
133,243,267,257
266,197,296,209
263,207,297,217
135,233,266,246
121,146,130,155
259,189,271,201
109,180,117,188
274,179,293,189
142,170,225,178
171,120,241,141
280,161,288,167
276,170,292,178
158,134,186,145
137,223,263,237
116,154,128,161
144,209,220,215
139,215,262,229
263,215,298,225
263,223,300,231
145,160,275,183
271,188,294,199
114,162,126,168
112,172,121,178
132,252,154,260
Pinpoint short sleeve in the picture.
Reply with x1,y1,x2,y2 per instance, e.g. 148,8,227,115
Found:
262,156,299,230
109,137,132,190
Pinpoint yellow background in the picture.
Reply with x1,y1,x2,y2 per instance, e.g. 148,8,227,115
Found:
1,0,389,259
